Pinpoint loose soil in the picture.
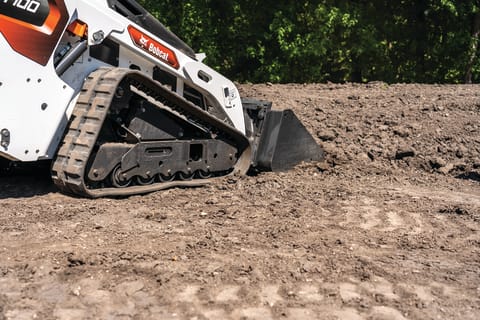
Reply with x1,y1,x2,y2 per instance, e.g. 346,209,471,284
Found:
0,83,479,320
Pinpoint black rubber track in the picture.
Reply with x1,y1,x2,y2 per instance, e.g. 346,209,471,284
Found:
51,67,251,198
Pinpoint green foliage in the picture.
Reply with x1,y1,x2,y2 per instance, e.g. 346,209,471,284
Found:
138,0,480,84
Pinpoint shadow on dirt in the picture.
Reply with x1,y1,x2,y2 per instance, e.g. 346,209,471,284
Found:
456,171,480,183
0,176,56,199
0,161,56,199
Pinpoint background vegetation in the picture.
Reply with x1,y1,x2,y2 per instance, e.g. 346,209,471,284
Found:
139,0,480,84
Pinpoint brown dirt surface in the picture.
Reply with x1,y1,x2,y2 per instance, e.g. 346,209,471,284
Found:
1,83,479,320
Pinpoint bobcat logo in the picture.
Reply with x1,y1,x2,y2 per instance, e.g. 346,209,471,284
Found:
139,35,148,47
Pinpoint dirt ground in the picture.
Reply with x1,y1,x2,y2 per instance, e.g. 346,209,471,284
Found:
0,83,479,320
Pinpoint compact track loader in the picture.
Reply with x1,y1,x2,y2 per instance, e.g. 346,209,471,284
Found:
0,0,323,197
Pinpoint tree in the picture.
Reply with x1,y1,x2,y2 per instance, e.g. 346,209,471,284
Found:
137,0,480,84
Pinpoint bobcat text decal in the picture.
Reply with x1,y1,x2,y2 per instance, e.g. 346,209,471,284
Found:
128,25,179,69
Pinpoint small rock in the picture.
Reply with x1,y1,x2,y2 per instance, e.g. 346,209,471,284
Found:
438,163,454,175
205,197,218,204
316,162,330,172
393,127,410,137
456,146,467,158
72,286,81,296
378,125,389,131
67,254,86,267
200,211,208,217
358,152,373,161
317,129,337,141
146,212,167,221
217,208,228,216
473,160,480,169
429,157,447,169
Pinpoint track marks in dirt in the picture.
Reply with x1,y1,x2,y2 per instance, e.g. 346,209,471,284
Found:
339,197,424,234
2,276,463,319
168,282,377,320
338,181,480,237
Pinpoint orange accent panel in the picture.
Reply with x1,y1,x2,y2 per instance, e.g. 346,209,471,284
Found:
67,20,87,38
0,0,69,65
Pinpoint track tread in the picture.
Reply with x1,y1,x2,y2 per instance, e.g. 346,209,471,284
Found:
51,67,251,198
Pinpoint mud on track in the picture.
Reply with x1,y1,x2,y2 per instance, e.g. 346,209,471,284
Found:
0,83,479,319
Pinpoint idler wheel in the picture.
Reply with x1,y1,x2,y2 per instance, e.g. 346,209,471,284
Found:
197,170,212,179
178,171,194,181
135,175,155,185
110,165,132,188
158,173,175,182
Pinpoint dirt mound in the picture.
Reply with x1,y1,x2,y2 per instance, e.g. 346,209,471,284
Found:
0,83,479,319
241,83,480,178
